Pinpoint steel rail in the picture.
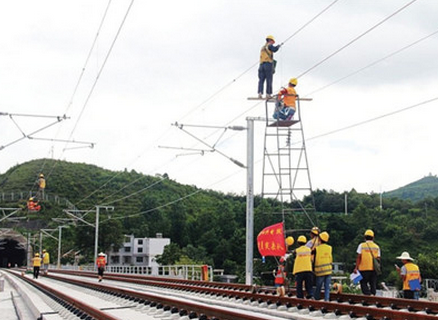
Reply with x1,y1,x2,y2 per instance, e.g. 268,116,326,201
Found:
47,270,438,320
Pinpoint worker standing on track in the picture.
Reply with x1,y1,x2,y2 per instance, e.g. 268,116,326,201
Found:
42,249,50,275
274,78,298,121
32,253,42,279
293,235,313,299
395,251,421,300
273,257,287,296
96,252,107,282
258,35,281,99
354,229,381,295
313,231,333,301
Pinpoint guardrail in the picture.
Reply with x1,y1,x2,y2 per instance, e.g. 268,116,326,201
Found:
58,264,214,281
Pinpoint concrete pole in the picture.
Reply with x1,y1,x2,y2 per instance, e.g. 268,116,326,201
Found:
245,118,254,285
94,206,100,270
57,226,63,269
39,231,42,255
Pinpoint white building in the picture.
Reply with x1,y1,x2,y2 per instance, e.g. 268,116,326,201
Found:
109,233,170,267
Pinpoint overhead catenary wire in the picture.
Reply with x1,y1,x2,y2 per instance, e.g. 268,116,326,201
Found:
50,1,339,210
303,27,438,97
296,0,418,79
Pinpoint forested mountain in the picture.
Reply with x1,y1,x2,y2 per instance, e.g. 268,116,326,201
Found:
383,174,438,202
1,159,438,286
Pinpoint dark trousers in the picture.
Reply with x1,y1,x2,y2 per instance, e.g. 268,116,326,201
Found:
33,266,40,279
295,271,314,298
258,62,274,95
359,270,377,295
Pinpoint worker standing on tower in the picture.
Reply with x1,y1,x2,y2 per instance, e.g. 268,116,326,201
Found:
274,78,298,121
258,35,281,99
37,173,46,199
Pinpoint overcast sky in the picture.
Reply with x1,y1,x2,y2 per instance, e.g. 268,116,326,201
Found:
1,0,438,200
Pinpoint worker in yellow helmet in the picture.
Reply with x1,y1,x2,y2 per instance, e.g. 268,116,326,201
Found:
258,35,281,99
274,78,298,121
293,235,313,299
37,173,46,199
42,249,50,275
353,229,381,295
313,231,333,301
32,253,42,279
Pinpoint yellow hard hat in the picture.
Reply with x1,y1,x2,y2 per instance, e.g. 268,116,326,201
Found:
266,35,275,42
319,231,329,242
39,173,44,177
35,253,40,257
310,227,320,235
285,236,294,246
43,249,46,252
364,229,374,237
289,78,298,86
297,235,307,244
29,197,34,201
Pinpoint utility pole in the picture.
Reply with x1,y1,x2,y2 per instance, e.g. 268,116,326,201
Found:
57,226,68,269
245,118,255,285
94,206,114,269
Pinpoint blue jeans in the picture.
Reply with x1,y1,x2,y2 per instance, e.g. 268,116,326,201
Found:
273,107,295,120
258,62,274,95
315,275,331,301
295,271,313,299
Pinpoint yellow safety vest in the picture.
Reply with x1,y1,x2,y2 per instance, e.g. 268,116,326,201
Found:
403,262,420,290
293,246,312,274
358,241,379,271
43,252,50,264
314,244,333,276
39,178,46,189
260,44,273,63
32,257,42,267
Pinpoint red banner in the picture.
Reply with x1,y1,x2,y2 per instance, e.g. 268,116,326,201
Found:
257,222,286,257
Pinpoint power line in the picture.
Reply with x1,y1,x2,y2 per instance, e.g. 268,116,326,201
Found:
296,0,418,79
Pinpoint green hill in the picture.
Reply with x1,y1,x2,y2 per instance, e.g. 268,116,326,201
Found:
383,174,438,202
3,159,438,284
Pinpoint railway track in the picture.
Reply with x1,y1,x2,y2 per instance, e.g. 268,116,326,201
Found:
40,269,438,320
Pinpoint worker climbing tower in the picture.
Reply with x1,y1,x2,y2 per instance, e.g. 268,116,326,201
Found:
261,97,316,218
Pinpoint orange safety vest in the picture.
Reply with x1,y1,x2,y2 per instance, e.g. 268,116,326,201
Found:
314,244,333,276
260,44,274,63
358,241,379,271
293,246,312,274
279,86,297,108
275,265,286,285
403,262,420,290
96,256,106,268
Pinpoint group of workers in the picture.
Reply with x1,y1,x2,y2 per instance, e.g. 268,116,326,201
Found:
274,228,422,301
31,249,50,279
31,250,107,283
353,229,421,300
257,35,298,122
26,173,46,212
274,227,333,300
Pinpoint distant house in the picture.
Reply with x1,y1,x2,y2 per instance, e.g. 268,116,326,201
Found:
109,233,170,267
